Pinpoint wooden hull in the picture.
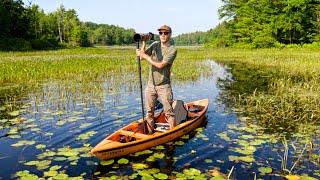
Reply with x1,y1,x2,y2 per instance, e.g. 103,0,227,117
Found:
91,99,209,160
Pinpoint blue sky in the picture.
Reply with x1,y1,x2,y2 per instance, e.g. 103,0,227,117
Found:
24,0,223,36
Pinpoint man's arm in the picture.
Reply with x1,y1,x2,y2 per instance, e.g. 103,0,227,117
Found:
137,42,176,69
140,52,169,69
141,41,146,52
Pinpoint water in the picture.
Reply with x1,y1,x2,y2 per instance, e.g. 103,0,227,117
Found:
0,61,319,179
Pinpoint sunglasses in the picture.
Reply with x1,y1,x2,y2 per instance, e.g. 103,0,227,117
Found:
159,32,169,35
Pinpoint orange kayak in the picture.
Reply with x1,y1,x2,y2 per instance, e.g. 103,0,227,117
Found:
91,99,209,160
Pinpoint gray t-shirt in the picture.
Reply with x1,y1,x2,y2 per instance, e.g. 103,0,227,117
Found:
145,41,177,86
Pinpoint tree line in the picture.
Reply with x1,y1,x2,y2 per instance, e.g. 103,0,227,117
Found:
175,0,320,48
0,0,135,50
1,0,320,50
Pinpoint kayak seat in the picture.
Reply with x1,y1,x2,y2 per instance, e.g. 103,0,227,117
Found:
187,104,203,118
173,100,188,125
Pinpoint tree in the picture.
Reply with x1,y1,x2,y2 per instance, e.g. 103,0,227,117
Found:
56,4,65,43
216,0,319,47
0,0,31,39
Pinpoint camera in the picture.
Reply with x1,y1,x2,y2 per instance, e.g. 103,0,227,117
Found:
133,32,154,42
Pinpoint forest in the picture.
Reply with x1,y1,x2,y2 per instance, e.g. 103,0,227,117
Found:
0,0,135,50
1,0,320,50
176,0,320,48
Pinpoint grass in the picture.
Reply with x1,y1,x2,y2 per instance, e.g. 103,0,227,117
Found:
0,47,211,85
207,48,320,136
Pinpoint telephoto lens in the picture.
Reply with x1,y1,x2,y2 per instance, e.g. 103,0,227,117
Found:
133,32,154,42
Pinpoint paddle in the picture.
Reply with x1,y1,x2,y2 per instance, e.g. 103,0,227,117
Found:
136,42,147,134
118,43,148,143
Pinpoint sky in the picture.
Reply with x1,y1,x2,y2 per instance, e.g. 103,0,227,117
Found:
23,0,223,36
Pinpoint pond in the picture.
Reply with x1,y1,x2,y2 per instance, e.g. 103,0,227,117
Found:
0,61,319,179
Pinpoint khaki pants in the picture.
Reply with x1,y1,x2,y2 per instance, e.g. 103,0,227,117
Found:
145,83,176,133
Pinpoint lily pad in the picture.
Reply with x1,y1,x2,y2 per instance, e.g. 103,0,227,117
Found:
79,123,92,129
117,158,129,164
8,110,20,116
35,144,46,149
0,106,6,111
183,168,201,176
233,146,256,155
147,168,160,174
8,135,21,139
129,173,139,179
239,134,255,139
24,161,38,166
217,132,231,141
133,150,153,156
35,160,51,170
153,173,168,179
45,132,53,136
54,173,69,179
44,170,58,177
250,139,266,146
181,135,190,139
8,128,18,135
241,156,255,163
50,165,61,171
146,156,156,162
53,157,67,161
258,167,272,175
228,155,255,163
132,163,148,170
16,170,38,179
11,140,35,147
210,176,225,180
285,175,305,180
101,159,114,166
77,131,97,140
37,150,56,159
57,149,79,157
154,145,165,150
174,141,185,146
153,153,165,159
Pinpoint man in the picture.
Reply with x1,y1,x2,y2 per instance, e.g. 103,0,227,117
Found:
136,25,177,134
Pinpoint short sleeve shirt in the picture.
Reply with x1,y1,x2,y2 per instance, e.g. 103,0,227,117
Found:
145,41,177,86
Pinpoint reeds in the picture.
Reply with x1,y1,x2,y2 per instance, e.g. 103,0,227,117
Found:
0,47,212,85
208,48,320,136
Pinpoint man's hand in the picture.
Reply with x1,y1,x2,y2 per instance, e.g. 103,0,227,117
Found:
136,49,148,60
136,49,140,57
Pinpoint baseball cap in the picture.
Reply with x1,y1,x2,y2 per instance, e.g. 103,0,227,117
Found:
157,25,172,33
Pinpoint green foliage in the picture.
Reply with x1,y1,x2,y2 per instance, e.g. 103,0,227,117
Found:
211,48,320,135
30,38,59,50
212,0,320,48
1,0,319,49
0,38,32,51
174,31,208,45
0,0,31,39
302,42,320,48
0,2,135,50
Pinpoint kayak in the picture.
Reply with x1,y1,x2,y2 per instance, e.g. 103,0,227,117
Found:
90,99,209,160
